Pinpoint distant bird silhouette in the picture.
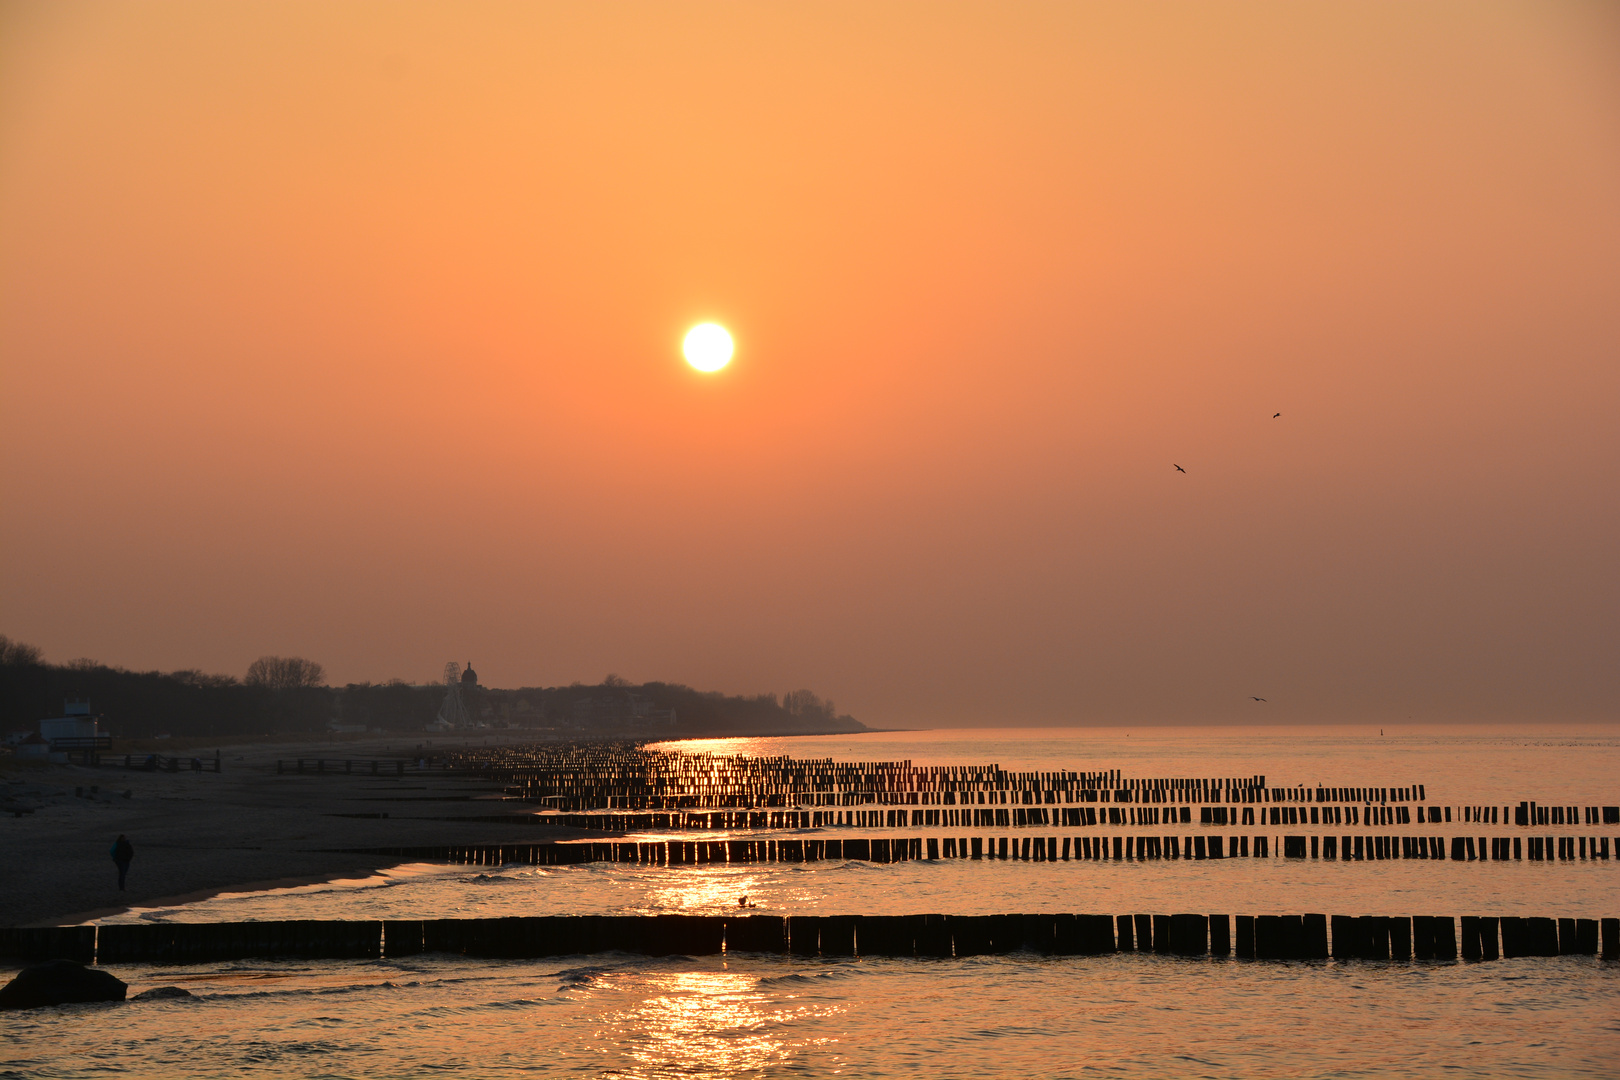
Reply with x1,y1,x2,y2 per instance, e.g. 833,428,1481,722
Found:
1173,464,1186,473
1273,412,1281,418
1252,697,1267,702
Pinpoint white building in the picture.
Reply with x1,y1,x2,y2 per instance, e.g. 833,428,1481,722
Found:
40,701,109,750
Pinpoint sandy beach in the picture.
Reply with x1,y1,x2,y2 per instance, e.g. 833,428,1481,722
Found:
0,734,599,927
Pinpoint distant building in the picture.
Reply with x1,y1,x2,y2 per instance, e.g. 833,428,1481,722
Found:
40,701,110,751
24,701,112,763
430,661,481,731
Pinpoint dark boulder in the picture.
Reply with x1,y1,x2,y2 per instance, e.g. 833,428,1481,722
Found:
0,960,127,1009
133,985,192,1000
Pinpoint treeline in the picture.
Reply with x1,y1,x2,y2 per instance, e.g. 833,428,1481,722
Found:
0,637,331,738
0,637,864,739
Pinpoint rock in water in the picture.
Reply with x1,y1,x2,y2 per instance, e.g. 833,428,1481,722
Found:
133,985,193,1000
0,960,127,1009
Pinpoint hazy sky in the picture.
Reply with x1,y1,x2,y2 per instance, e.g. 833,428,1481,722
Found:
3,2,1617,726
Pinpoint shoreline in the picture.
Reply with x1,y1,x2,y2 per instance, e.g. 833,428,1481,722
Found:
1,733,606,928
43,866,408,928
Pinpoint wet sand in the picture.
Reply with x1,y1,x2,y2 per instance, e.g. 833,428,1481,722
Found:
0,734,602,927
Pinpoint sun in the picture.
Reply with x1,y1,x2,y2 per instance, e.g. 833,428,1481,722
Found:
682,323,733,372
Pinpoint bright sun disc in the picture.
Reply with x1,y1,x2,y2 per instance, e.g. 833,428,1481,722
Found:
683,323,733,372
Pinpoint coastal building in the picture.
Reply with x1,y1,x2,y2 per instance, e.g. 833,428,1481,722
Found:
39,701,110,752
18,701,113,763
430,661,482,731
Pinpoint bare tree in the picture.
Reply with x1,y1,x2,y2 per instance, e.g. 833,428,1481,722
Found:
173,669,239,689
0,635,44,666
245,656,326,691
783,689,834,720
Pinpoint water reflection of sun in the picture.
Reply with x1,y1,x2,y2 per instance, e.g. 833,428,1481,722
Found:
644,871,768,916
604,970,839,1079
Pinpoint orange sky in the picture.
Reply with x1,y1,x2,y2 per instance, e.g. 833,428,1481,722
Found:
3,1,1617,725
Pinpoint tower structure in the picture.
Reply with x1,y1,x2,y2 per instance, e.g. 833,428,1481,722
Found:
435,661,473,729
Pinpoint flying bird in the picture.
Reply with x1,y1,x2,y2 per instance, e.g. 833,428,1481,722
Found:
1173,464,1186,473
1252,697,1267,702
1273,412,1281,418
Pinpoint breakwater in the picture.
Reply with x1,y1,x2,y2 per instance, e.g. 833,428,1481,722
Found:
521,801,1620,831
333,833,1616,865
4,914,1615,965
445,744,1448,811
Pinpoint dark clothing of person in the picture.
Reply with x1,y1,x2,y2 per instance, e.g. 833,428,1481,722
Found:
111,837,134,891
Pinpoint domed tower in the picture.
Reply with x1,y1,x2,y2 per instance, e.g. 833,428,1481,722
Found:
459,662,482,724
433,661,477,730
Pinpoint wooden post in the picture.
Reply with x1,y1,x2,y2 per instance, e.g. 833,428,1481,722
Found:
1169,914,1207,956
1389,917,1412,961
1231,919,1257,958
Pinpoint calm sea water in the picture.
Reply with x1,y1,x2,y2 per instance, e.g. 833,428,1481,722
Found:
6,725,1618,1079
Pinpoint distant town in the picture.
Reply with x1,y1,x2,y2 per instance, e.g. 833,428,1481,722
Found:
0,636,865,750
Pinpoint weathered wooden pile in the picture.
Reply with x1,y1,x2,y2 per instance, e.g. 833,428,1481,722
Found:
339,831,1615,866
445,745,1616,839
457,744,1460,816
115,753,221,773
276,759,409,776
3,915,1615,964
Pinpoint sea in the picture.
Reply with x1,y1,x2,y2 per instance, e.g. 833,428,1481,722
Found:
3,724,1617,1079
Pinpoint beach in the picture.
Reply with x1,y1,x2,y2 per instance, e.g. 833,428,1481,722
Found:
0,734,595,928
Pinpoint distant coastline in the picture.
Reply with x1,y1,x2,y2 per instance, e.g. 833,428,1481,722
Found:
0,637,863,743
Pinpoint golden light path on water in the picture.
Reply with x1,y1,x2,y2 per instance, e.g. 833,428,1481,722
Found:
603,969,835,1078
575,877,846,1076
643,871,770,914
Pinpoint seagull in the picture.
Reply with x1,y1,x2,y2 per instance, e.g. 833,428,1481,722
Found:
1173,464,1186,473
1252,697,1267,702
1273,412,1281,418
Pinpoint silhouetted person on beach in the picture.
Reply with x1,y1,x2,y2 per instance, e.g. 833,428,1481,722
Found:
111,835,134,890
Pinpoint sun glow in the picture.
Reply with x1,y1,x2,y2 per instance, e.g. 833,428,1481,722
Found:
683,323,734,372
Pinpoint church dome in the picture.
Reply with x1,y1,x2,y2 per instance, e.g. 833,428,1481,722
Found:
461,662,478,685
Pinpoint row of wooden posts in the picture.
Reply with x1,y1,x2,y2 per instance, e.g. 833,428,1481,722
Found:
342,833,1617,865
451,742,1444,811
289,744,1616,834
117,753,221,773
277,759,410,776
527,804,1620,832
4,914,1615,965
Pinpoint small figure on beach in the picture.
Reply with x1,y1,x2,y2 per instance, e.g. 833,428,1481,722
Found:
110,835,134,890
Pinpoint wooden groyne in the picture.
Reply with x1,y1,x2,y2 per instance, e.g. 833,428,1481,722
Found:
276,759,413,776
3,915,1615,965
491,804,1620,833
432,745,1616,833
336,833,1616,866
445,743,1454,812
115,753,221,773
282,746,1617,844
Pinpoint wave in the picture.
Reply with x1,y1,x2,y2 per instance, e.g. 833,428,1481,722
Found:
756,968,860,986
